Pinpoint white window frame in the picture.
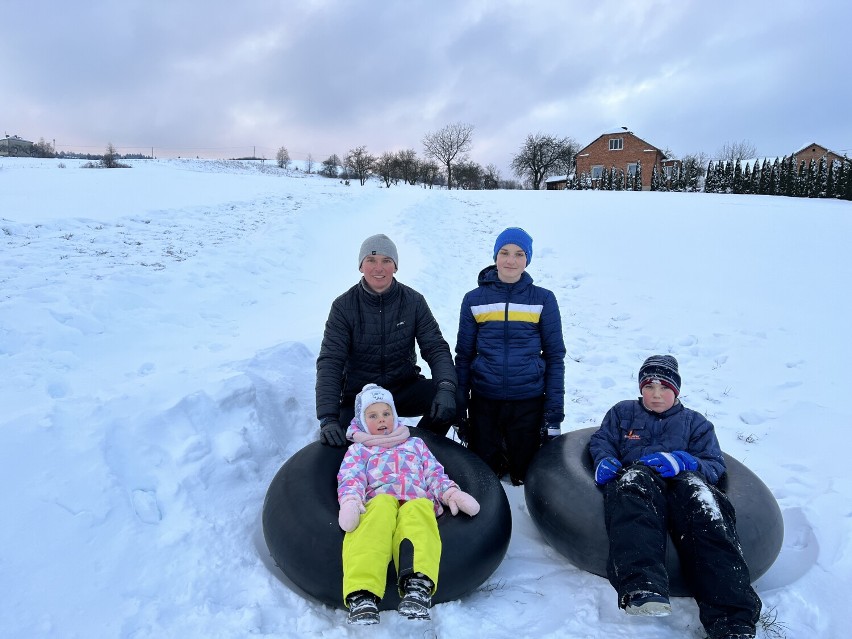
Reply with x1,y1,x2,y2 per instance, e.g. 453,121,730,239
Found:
627,163,638,176
609,138,624,151
591,165,604,179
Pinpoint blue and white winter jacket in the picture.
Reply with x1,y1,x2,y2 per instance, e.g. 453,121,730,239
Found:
588,399,726,484
455,266,566,422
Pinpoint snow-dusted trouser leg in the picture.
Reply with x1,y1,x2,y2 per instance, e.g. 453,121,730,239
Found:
666,473,761,638
603,464,670,606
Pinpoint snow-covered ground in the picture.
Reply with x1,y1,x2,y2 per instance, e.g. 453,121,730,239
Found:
1,158,850,638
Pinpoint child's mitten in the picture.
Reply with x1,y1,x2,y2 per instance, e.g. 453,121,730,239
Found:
442,486,480,516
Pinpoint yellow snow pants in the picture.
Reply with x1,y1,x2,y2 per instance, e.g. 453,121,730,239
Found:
342,494,441,604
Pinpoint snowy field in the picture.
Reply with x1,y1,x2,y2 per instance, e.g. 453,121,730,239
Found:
1,157,850,638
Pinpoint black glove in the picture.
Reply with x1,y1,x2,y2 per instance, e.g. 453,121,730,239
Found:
319,419,347,447
429,384,456,424
454,416,470,445
540,421,562,445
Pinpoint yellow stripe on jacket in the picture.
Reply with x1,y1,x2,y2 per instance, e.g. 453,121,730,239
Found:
471,303,544,323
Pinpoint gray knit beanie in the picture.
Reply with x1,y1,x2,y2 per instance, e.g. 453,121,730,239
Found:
358,234,398,268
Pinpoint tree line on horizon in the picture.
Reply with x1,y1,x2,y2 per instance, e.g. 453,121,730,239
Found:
18,129,851,200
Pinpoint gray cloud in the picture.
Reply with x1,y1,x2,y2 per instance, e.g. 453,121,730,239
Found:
3,1,850,173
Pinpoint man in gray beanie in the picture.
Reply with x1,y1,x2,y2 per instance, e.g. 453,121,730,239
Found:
316,234,457,445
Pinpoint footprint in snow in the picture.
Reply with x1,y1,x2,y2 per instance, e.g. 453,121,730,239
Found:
131,489,162,524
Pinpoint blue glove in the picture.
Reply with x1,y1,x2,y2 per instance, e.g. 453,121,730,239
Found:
595,457,622,485
639,450,698,477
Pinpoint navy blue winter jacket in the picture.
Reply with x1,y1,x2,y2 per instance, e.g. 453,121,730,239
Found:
455,266,566,422
588,399,726,484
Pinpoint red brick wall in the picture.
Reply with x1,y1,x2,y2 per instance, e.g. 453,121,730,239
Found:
575,133,664,189
794,144,844,168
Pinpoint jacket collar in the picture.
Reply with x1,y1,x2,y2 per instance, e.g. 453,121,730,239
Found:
477,264,534,289
359,277,399,302
638,397,683,419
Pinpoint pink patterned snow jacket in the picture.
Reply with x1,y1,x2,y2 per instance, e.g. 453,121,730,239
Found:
337,418,458,517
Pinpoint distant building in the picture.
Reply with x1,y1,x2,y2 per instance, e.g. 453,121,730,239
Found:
575,129,669,190
545,175,569,190
0,135,34,157
793,142,845,167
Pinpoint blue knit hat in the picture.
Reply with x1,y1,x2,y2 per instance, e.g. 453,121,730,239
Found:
493,227,533,265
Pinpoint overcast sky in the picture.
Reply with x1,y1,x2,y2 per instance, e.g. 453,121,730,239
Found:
3,1,850,176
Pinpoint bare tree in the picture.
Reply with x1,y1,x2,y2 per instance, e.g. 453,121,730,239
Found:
422,122,474,190
305,153,314,174
346,146,375,185
716,140,757,165
320,154,341,178
454,160,484,189
419,160,441,189
102,142,118,168
376,151,398,187
276,146,290,169
511,133,578,190
32,137,55,158
396,149,419,185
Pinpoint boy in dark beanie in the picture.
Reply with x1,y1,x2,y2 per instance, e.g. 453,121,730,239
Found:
588,355,761,639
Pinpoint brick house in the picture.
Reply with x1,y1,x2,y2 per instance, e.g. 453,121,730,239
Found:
793,142,845,167
575,129,668,190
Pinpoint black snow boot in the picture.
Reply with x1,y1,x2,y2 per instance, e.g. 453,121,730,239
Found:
346,590,380,625
398,573,433,620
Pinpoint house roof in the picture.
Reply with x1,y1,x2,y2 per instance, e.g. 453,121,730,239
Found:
794,142,842,157
577,130,666,158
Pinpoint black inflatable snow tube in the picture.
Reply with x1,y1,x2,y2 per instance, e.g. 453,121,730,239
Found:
262,427,512,610
524,427,783,597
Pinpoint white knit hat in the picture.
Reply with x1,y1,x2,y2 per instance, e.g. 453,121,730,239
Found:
354,383,398,432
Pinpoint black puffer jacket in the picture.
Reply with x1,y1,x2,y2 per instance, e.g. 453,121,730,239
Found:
315,278,456,420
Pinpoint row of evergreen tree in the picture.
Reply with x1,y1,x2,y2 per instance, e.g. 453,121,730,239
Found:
703,155,852,199
559,156,852,201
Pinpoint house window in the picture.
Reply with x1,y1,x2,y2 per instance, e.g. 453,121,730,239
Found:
609,138,623,151
591,165,604,179
627,163,638,176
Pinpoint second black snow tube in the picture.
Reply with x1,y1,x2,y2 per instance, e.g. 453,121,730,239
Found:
262,427,512,610
524,427,783,597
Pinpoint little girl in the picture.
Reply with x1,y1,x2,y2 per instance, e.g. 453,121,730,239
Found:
337,383,480,625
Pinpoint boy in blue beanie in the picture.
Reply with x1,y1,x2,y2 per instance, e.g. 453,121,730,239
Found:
588,355,761,639
454,227,566,485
